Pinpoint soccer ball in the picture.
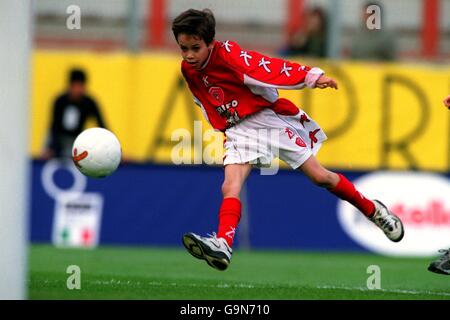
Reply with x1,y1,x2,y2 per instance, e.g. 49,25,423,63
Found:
72,128,122,178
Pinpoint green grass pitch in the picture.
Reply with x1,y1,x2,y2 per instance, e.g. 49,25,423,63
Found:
28,244,450,300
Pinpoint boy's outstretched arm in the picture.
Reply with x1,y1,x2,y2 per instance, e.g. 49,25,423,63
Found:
220,40,337,91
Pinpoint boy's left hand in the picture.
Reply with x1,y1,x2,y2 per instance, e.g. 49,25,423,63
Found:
315,76,338,90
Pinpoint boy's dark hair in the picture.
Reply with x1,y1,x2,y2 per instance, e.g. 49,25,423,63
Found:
69,68,87,84
172,9,216,45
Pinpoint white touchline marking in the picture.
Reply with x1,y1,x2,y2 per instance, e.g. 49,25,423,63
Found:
317,285,450,297
41,278,449,297
90,279,256,289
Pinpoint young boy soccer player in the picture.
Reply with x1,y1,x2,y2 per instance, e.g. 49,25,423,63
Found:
172,9,404,271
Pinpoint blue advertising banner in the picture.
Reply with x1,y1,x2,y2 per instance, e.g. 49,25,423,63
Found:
30,160,450,255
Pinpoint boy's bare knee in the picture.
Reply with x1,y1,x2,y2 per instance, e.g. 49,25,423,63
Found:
221,181,241,198
311,172,335,188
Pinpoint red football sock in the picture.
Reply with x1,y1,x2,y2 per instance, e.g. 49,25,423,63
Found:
217,197,242,247
328,174,375,217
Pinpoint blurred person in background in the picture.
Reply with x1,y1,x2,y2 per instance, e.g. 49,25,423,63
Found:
350,1,397,61
43,68,107,159
280,7,328,58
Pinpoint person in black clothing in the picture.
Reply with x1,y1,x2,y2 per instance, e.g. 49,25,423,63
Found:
44,69,107,159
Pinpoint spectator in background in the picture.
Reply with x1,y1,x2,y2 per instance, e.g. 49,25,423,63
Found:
350,1,397,61
43,68,107,159
280,7,328,58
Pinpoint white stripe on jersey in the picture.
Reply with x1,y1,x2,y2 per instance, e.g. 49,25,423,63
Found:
243,74,306,91
193,95,215,129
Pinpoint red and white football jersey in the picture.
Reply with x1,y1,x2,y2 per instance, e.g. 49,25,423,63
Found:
181,40,324,131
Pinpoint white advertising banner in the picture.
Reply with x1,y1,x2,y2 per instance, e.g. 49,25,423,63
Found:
52,192,103,248
338,171,450,256
42,160,104,249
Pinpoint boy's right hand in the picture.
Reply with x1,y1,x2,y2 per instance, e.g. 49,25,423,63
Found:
315,76,338,90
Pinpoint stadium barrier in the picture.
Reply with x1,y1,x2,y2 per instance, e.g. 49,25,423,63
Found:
30,160,450,256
